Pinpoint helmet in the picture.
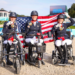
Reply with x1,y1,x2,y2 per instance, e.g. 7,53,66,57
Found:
57,14,65,20
9,12,17,18
31,11,38,16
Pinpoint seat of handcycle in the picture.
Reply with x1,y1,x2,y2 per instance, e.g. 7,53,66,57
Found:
24,33,44,47
23,32,46,52
25,41,46,53
55,31,73,49
2,39,19,53
61,45,72,48
25,42,38,47
55,44,72,49
63,31,73,48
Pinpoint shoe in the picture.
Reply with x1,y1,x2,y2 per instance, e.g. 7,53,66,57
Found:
7,60,13,65
59,59,64,65
64,59,68,64
41,60,45,65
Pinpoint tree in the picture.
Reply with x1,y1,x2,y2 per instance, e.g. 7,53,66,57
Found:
17,14,25,17
47,14,50,16
68,3,75,18
1,8,4,10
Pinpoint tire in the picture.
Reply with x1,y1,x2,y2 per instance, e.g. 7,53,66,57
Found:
18,42,25,65
22,55,25,65
0,40,3,63
65,43,67,51
52,51,55,59
52,51,58,65
1,61,5,67
52,57,58,65
38,60,41,68
15,59,21,74
22,61,25,65
73,60,75,65
72,56,75,65
70,48,73,58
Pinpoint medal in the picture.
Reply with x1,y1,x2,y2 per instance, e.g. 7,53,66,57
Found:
11,24,15,28
11,21,16,28
29,22,32,26
59,24,64,31
59,27,64,31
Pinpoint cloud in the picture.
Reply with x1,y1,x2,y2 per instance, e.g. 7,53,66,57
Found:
0,0,8,10
0,0,8,5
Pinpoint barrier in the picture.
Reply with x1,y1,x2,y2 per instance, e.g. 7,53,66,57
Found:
67,29,75,36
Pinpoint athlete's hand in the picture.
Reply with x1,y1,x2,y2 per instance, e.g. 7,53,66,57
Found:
64,12,70,18
6,21,13,26
27,26,30,28
55,24,61,28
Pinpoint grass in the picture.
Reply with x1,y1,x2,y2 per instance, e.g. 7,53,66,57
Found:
67,26,75,29
0,21,6,25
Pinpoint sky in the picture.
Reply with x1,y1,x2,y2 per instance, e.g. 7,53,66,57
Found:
0,0,75,16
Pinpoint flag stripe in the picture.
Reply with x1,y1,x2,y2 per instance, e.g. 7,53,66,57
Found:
17,13,63,48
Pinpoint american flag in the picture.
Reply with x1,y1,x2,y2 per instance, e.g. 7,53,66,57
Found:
16,13,61,48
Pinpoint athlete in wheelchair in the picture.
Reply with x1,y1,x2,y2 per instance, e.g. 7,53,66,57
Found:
1,12,25,74
24,11,46,68
51,12,75,65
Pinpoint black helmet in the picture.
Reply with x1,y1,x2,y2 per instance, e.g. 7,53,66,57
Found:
31,11,38,16
57,14,65,20
9,12,17,18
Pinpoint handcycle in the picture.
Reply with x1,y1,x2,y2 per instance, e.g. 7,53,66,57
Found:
24,33,46,68
51,31,75,65
0,32,25,74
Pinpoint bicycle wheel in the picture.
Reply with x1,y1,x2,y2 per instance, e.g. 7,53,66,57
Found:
38,60,41,68
15,59,21,74
0,40,3,63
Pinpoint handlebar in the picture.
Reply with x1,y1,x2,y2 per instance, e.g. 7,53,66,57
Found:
0,32,25,36
28,34,42,36
0,32,43,38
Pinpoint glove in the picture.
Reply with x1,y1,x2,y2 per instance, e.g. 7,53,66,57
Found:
6,21,13,26
64,12,70,18
55,24,61,28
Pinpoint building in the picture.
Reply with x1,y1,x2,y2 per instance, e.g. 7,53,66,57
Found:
0,8,10,21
